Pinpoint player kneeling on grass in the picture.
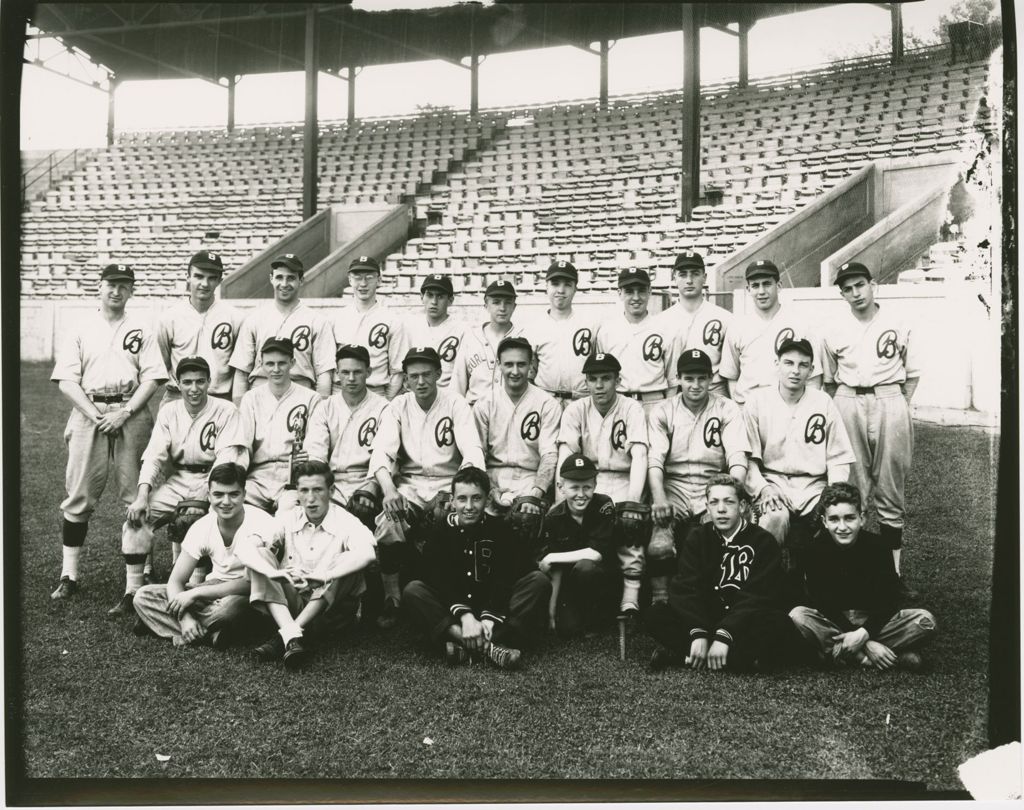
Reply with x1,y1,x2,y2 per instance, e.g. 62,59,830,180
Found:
235,460,376,671
789,483,936,671
646,475,802,672
132,463,274,648
401,467,551,670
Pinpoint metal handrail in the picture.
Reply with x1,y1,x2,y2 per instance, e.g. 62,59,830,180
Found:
22,148,83,200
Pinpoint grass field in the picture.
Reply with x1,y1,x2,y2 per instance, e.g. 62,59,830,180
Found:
13,361,997,792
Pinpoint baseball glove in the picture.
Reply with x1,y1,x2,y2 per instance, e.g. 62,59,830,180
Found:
121,521,155,555
167,499,210,543
647,523,677,563
614,501,651,549
507,495,548,544
346,489,381,531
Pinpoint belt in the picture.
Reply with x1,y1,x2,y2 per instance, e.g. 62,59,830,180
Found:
623,389,670,403
840,383,901,395
89,393,132,403
174,463,212,474
548,390,575,400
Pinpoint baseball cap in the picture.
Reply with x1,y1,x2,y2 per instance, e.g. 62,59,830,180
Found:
175,355,211,378
189,250,224,274
421,274,454,296
673,251,705,272
676,349,712,376
100,263,135,283
776,337,814,361
496,336,532,358
271,253,303,275
403,345,442,370
261,337,295,356
745,259,780,281
545,260,578,283
617,268,651,289
560,453,598,481
349,255,381,274
582,352,621,375
336,343,370,365
484,280,517,299
834,261,872,287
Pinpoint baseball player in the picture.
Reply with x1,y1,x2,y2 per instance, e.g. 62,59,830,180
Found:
50,264,166,600
235,460,376,670
406,274,464,389
521,260,594,405
131,462,276,648
230,337,323,513
229,253,335,404
821,261,922,599
156,250,244,405
451,280,524,405
646,349,750,606
719,259,822,405
743,338,856,585
401,466,551,669
593,269,672,412
472,336,561,515
370,346,486,627
112,356,241,617
333,255,408,400
660,251,732,397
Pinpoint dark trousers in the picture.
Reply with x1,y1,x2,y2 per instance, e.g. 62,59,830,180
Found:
402,571,551,650
553,559,619,637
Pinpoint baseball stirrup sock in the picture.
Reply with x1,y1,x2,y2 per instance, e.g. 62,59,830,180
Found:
621,579,641,610
650,575,670,604
124,554,146,594
62,519,88,547
382,572,402,603
144,553,153,576
61,546,83,581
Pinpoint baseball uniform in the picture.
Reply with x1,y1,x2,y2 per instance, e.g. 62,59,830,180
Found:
593,313,672,406
333,301,409,397
450,323,526,405
521,310,594,403
660,299,732,395
405,316,464,390
230,301,336,390
157,299,245,401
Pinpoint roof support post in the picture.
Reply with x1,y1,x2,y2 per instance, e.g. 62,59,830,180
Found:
890,4,904,65
599,39,609,110
226,75,236,133
680,4,701,221
303,4,319,220
738,20,750,88
469,4,480,117
106,76,118,146
347,66,356,124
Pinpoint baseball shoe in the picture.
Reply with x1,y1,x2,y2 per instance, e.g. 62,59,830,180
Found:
50,576,78,600
132,616,157,637
253,634,285,662
484,642,522,671
649,646,684,671
444,641,469,666
375,597,400,630
896,650,923,672
107,592,136,618
897,576,920,602
283,638,312,671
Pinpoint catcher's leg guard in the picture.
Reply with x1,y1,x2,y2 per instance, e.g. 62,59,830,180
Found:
121,521,155,556
646,524,677,604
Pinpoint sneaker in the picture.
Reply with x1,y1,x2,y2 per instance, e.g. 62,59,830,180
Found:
283,637,311,671
253,634,285,662
444,640,469,666
132,616,156,637
50,576,78,600
484,641,522,671
375,597,400,630
897,576,920,602
107,592,136,618
896,650,923,672
649,646,684,671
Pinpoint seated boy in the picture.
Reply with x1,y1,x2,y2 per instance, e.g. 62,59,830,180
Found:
401,466,551,669
645,474,801,672
537,454,620,636
789,482,936,671
235,460,376,671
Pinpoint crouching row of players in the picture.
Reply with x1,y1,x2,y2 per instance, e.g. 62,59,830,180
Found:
130,453,935,674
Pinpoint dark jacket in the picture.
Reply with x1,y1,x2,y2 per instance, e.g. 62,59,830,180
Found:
668,519,786,647
801,529,900,638
537,494,615,563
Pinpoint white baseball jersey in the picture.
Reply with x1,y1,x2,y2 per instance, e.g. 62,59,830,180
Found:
822,305,922,386
157,300,245,397
521,309,594,398
451,322,526,404
305,390,389,498
405,316,465,389
719,304,823,404
230,301,336,387
558,395,648,474
473,384,561,473
51,308,166,393
593,312,670,394
232,383,323,473
138,397,241,488
743,386,856,513
180,504,276,581
333,301,409,392
660,299,732,388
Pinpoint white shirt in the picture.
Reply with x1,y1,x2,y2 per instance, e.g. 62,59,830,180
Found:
181,504,276,581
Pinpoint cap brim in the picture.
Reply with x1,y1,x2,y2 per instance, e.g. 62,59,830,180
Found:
191,262,223,273
102,273,134,282
485,291,516,298
546,272,577,282
676,365,712,375
421,283,452,293
561,470,598,480
746,270,779,280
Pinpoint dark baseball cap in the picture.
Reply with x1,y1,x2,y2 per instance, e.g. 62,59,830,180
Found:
583,352,621,375
421,274,454,295
676,349,712,376
745,259,780,281
617,268,650,289
100,263,135,283
673,251,705,271
176,355,211,378
403,346,442,370
189,250,224,274
271,253,303,275
560,453,598,481
261,337,295,356
497,336,532,358
834,261,872,287
336,343,370,365
776,337,814,361
546,260,578,283
349,255,381,274
484,279,517,299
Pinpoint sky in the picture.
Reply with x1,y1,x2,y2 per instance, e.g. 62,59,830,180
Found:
21,0,965,151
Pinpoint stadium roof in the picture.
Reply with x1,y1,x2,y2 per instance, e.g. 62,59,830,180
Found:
28,2,838,83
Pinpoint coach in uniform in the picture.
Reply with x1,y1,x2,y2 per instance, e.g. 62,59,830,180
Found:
406,274,464,390
157,250,244,405
50,263,165,600
451,280,523,405
821,262,922,598
229,253,335,404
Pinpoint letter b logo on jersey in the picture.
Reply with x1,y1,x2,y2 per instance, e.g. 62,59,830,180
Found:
434,416,455,447
703,417,723,448
287,404,309,436
368,323,389,350
774,327,795,353
438,336,459,362
521,411,541,441
876,329,899,360
703,319,723,348
642,334,664,362
123,329,143,355
572,328,592,357
611,419,627,451
804,414,826,445
211,322,233,351
357,417,377,448
199,421,217,452
290,325,311,353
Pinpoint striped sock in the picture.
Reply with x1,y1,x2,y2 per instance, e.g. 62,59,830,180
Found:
124,553,146,594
